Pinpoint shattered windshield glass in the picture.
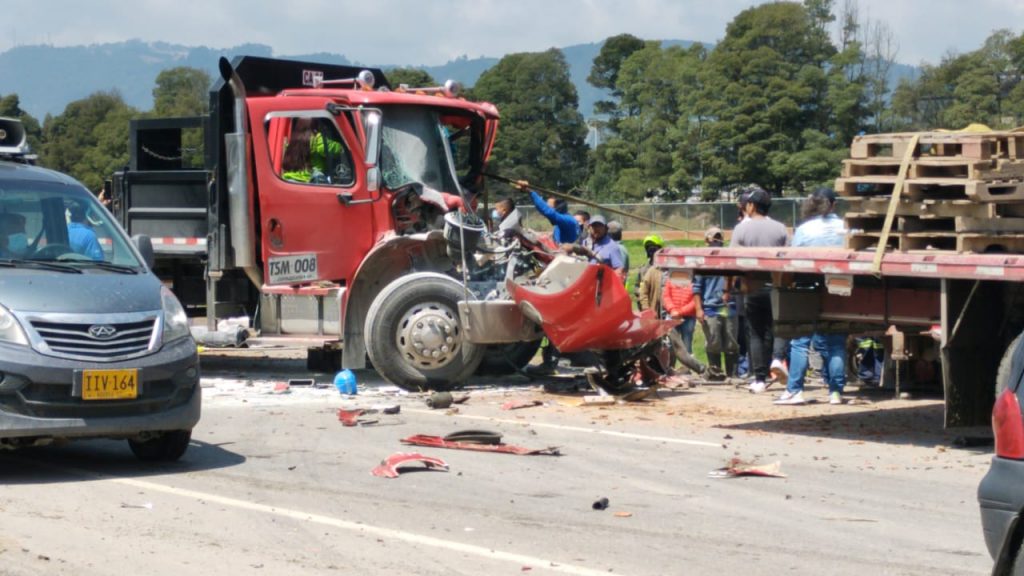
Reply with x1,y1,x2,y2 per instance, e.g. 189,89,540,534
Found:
379,106,459,194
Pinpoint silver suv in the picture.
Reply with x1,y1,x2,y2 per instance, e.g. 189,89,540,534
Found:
0,120,200,461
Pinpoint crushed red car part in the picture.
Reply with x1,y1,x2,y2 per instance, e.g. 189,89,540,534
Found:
337,408,366,427
401,434,560,455
371,452,450,478
509,257,678,353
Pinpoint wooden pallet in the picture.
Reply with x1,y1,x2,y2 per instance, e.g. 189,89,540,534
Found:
841,196,1001,219
845,232,899,252
843,157,1024,181
845,213,1024,234
835,176,1024,202
845,230,1024,254
850,131,1024,161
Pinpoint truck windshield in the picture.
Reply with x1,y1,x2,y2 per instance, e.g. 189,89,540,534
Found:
379,106,460,194
0,181,141,268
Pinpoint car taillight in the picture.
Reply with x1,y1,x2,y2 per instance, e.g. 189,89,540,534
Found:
994,388,1024,459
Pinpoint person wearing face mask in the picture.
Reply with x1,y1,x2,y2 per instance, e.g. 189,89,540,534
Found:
1,213,28,257
492,197,523,240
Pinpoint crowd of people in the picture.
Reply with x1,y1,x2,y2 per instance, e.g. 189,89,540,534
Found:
504,180,850,405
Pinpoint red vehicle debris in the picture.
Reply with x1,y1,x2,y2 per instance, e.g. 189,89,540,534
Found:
371,453,449,478
401,434,560,456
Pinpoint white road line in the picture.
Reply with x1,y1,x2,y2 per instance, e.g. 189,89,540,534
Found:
109,475,623,576
405,408,721,448
11,455,625,576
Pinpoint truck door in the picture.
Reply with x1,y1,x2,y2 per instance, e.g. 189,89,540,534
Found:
247,100,377,287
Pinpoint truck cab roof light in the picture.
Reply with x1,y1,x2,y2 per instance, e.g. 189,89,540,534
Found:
315,70,376,91
395,80,461,98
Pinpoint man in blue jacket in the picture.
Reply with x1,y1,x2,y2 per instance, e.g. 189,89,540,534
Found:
515,181,578,243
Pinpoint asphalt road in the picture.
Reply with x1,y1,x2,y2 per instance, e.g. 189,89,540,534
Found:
0,356,995,576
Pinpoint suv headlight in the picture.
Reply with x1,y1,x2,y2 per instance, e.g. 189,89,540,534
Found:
0,303,29,346
161,286,191,343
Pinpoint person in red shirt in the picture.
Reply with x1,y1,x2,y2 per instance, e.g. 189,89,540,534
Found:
662,272,697,353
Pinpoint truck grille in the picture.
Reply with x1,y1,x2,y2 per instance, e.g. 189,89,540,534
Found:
29,317,158,361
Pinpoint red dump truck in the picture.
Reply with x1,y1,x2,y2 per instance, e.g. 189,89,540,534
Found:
111,55,677,392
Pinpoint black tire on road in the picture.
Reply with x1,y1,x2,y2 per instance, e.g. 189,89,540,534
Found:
476,340,543,376
364,273,484,391
128,430,192,462
996,331,1024,397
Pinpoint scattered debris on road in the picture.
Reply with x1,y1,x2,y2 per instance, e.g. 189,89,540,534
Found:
708,458,787,479
426,391,454,409
614,511,633,518
401,434,560,456
371,452,450,478
502,400,543,410
592,498,609,510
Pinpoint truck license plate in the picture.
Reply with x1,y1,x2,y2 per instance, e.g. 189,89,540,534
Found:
267,253,319,285
81,369,138,400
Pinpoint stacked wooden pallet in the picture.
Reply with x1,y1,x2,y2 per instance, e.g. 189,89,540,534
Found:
840,130,1024,253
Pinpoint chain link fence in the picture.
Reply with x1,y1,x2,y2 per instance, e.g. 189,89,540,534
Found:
515,198,849,240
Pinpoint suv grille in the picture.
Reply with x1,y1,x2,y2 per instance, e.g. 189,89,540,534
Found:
30,317,158,360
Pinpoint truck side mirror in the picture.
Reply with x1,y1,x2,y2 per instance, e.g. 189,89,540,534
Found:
363,111,382,193
132,234,155,269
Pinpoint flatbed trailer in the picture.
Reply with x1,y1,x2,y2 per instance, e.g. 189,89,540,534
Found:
655,246,1024,427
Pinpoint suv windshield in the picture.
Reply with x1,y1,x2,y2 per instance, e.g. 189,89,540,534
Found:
379,106,460,194
0,179,141,267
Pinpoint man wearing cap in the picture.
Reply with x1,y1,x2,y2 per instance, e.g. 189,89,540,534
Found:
562,214,624,275
775,188,849,405
731,186,788,393
694,227,739,378
606,220,630,282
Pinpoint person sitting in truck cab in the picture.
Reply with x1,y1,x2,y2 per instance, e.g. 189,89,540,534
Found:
281,118,315,183
67,203,103,261
281,118,351,185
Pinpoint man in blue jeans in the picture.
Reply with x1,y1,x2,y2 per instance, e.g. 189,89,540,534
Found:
775,188,848,405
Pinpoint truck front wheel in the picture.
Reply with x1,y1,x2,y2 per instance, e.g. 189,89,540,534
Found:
364,273,484,391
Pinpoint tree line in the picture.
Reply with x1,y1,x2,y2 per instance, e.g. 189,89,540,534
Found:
3,0,1022,201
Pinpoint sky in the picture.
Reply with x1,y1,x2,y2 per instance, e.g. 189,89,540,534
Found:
5,0,1023,67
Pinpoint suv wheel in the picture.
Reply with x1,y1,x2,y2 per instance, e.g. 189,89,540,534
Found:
128,430,192,462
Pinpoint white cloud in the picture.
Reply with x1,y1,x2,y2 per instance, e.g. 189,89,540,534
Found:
4,0,1022,66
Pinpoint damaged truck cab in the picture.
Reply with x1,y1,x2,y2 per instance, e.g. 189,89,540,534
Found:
113,55,676,392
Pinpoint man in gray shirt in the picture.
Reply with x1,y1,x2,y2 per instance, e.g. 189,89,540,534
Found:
731,186,788,392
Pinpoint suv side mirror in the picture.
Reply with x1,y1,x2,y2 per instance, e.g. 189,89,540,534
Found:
132,234,155,269
363,110,382,193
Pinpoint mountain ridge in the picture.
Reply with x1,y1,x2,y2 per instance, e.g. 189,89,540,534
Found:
1,39,919,121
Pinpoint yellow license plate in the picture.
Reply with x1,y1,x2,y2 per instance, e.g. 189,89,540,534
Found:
82,369,139,400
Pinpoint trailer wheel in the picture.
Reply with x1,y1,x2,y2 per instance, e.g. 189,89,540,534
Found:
476,340,543,376
996,331,1024,397
364,273,484,391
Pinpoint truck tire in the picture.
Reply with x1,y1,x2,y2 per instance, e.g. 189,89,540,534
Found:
364,273,484,391
476,340,543,376
128,430,192,462
996,331,1024,397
